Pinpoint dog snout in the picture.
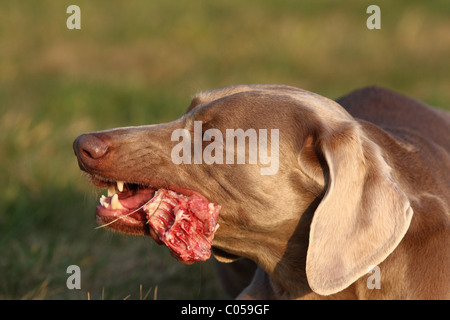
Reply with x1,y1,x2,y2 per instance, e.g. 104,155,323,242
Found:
73,133,109,170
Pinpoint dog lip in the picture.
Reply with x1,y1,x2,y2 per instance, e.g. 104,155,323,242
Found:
82,172,212,203
87,174,208,199
95,212,150,236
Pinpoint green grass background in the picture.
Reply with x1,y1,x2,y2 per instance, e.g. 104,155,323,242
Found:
0,0,449,299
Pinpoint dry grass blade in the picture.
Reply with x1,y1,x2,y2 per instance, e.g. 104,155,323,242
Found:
143,286,153,300
154,285,158,300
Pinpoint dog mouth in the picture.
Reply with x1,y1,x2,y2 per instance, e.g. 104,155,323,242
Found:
90,176,221,264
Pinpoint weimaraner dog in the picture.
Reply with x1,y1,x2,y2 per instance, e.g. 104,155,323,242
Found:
73,85,449,299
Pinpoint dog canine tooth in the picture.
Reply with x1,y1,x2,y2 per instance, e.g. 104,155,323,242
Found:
108,186,116,197
117,181,124,192
111,194,123,210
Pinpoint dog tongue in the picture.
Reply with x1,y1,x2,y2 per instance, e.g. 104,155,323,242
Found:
143,189,220,264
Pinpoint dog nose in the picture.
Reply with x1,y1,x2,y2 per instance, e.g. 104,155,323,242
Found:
73,133,109,167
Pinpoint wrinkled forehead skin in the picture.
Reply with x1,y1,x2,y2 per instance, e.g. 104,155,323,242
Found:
187,84,352,123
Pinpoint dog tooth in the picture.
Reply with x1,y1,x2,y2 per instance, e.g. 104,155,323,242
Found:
99,195,110,208
117,181,124,192
108,186,116,197
111,194,123,210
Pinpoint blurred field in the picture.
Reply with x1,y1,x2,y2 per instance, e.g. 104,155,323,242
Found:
0,0,449,299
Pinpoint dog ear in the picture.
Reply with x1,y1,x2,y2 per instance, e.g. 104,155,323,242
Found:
305,122,413,295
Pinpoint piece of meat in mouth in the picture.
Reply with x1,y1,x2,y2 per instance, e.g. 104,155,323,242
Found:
95,180,221,264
